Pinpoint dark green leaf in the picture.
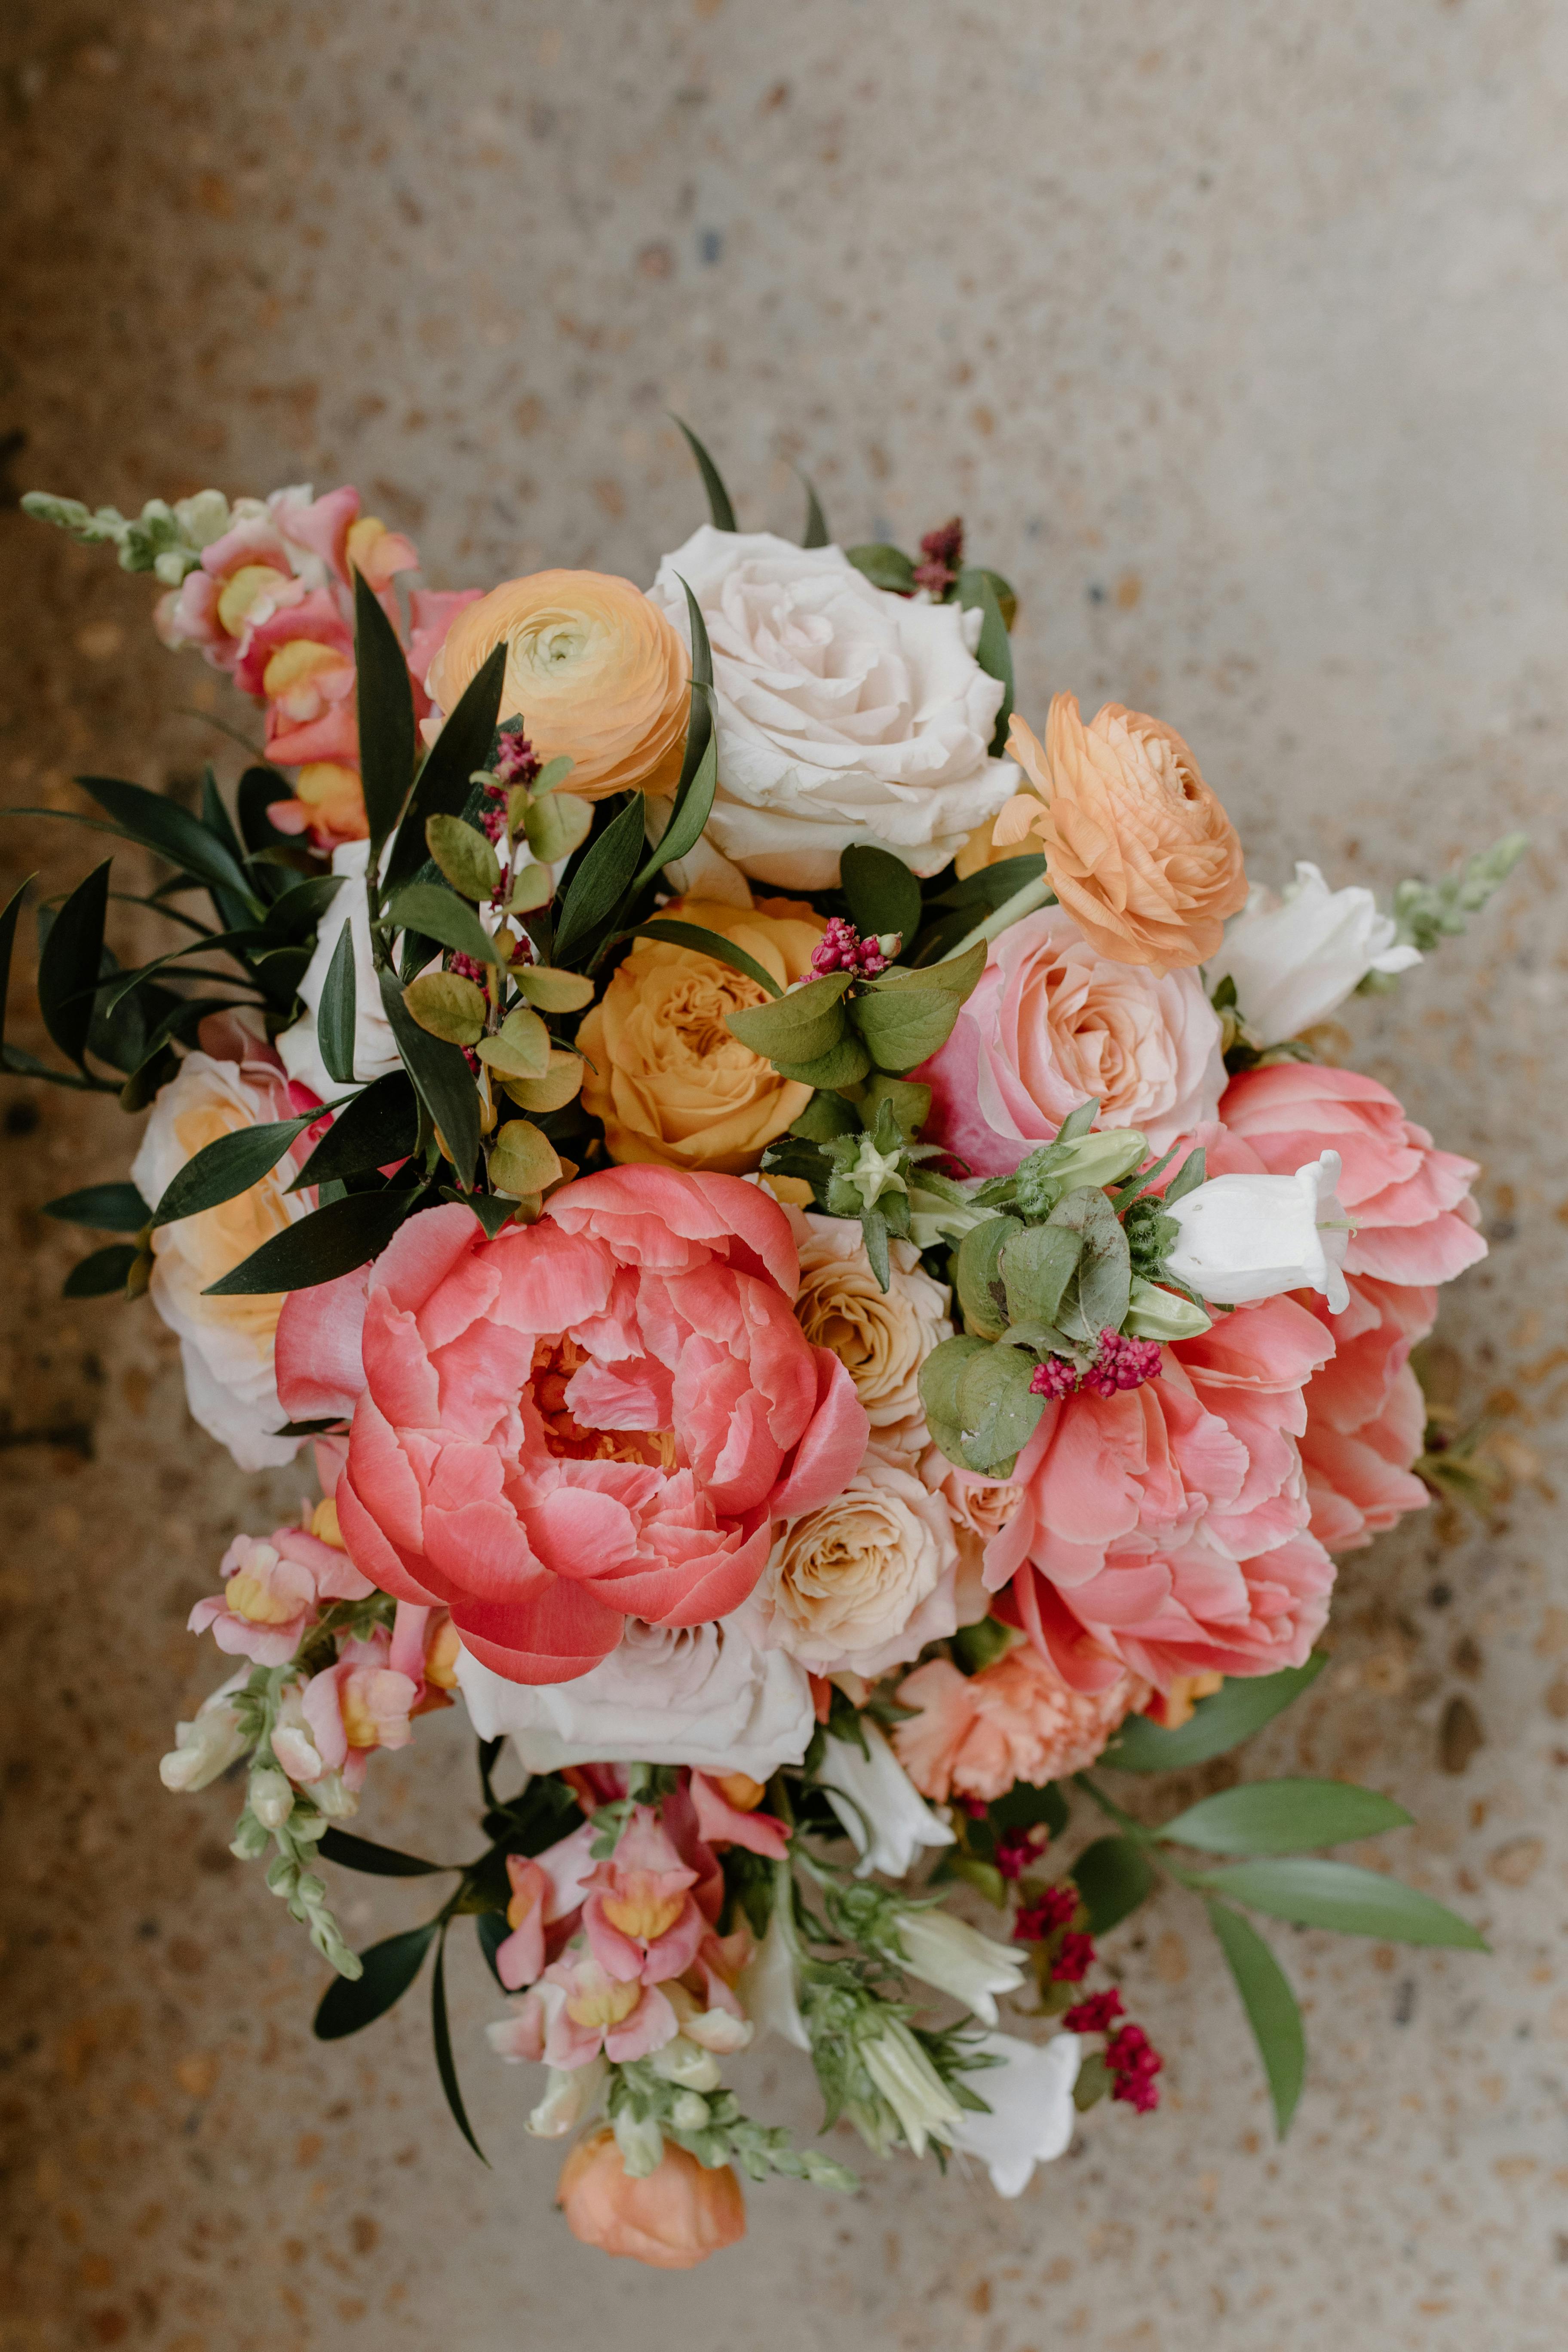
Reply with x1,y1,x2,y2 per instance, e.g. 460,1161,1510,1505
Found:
42,1182,149,1232
931,854,1047,912
1204,1899,1307,2138
845,543,916,594
101,928,274,1017
383,639,508,893
954,1216,1021,1341
1160,1778,1413,1857
264,874,344,939
841,845,922,952
632,732,716,893
797,469,830,549
75,776,261,910
385,882,503,968
726,972,852,1065
1164,1145,1207,1207
552,792,647,965
475,1909,511,1986
0,873,34,1067
671,415,738,532
1069,1835,1157,1934
628,916,781,996
203,1186,426,1295
1072,2050,1111,2111
236,765,301,852
1101,1656,1327,1772
199,766,247,868
152,1111,321,1229
771,1035,872,1090
446,1189,516,1237
660,575,715,815
62,1243,138,1298
380,970,480,1187
38,860,111,1069
353,570,417,852
313,1922,438,2040
431,1924,488,2163
317,920,359,1085
1192,1858,1488,1948
957,570,1014,758
790,1092,862,1142
317,1827,454,1879
289,1072,419,1190
989,1780,1070,1837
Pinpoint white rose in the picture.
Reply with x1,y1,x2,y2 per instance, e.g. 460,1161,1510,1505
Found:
453,1604,815,1779
646,527,1018,889
820,1720,955,1879
276,839,401,1099
1205,861,1422,1046
946,2031,1081,2196
791,1213,951,1454
1163,1149,1352,1313
131,1049,313,1471
760,1446,960,1678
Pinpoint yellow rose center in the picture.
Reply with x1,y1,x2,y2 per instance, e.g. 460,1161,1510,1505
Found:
226,1566,295,1625
565,1974,644,2031
598,1876,685,1944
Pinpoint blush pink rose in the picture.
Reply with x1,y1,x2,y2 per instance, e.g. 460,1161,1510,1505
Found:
893,1647,1148,1802
275,1175,868,1686
985,1295,1337,1693
916,904,1224,1175
1217,1062,1486,1287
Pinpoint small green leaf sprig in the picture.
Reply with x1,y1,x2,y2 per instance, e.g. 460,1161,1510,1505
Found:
1366,831,1529,973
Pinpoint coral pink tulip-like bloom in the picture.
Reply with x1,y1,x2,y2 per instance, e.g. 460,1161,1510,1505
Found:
188,1525,374,1666
894,1647,1148,1802
557,2130,746,2269
985,1294,1338,1693
275,1174,869,1685
582,1806,705,1985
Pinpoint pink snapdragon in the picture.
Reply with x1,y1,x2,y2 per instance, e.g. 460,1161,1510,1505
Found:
270,1632,417,1793
493,1951,680,2069
494,1821,599,1991
582,1806,706,1986
188,1525,375,1666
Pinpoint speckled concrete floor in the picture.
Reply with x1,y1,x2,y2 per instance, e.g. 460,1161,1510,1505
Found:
1,3,1565,2346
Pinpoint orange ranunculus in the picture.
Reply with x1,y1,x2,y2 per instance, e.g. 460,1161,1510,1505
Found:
556,2131,746,2269
993,696,1247,969
577,897,825,1175
426,569,688,801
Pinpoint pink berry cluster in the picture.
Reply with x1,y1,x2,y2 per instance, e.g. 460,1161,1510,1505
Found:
810,916,896,979
911,515,965,597
1030,1329,1164,1403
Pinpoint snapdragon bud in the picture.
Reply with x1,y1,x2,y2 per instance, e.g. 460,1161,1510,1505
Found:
669,2091,711,2132
248,1765,295,1832
612,2106,665,2178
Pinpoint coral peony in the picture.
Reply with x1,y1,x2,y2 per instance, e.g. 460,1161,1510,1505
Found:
894,1646,1148,1802
916,903,1225,1172
983,1295,1338,1693
1296,1274,1435,1550
1217,1062,1487,1288
276,1174,869,1684
577,897,825,1173
426,568,689,801
556,2130,746,2269
994,698,1247,968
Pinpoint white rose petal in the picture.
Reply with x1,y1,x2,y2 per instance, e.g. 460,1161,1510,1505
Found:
1206,861,1422,1046
947,2031,1081,2197
454,1604,815,1780
646,527,1018,888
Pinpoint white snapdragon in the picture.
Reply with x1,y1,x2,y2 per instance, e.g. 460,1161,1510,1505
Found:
159,1672,251,1792
526,2057,607,2140
740,1896,812,2052
946,2031,1081,2197
1163,1150,1351,1314
1206,862,1421,1044
820,1721,955,1878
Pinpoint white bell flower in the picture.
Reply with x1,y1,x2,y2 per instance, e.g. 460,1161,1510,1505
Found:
739,1894,811,2052
890,1908,1026,2027
858,2015,963,2160
820,1721,955,1878
1163,1150,1352,1314
1206,862,1421,1045
947,2031,1081,2196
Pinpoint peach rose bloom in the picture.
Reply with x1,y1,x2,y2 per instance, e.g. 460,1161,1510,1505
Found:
426,569,688,801
994,697,1247,968
578,897,825,1175
791,1213,951,1454
557,2131,746,2269
761,1446,960,1677
894,1646,1148,1804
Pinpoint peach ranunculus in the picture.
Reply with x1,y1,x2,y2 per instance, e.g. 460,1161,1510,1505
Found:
759,1446,960,1678
993,698,1248,969
790,1213,952,1454
985,1294,1338,1695
425,569,689,801
578,898,825,1174
915,904,1225,1172
129,1043,320,1473
893,1646,1148,1803
556,2129,746,2269
274,1174,869,1686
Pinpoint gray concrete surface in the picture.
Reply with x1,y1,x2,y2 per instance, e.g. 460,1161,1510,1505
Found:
2,3,1565,2346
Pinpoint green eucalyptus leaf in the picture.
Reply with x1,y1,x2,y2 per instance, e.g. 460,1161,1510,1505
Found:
954,1216,1022,1341
1160,1778,1413,1857
726,973,851,1063
848,943,985,1073
402,971,487,1046
1123,1276,1212,1342
845,543,916,594
1204,1899,1306,2138
954,1342,1044,1473
385,883,504,968
789,1092,861,1143
917,1333,993,1462
840,844,922,952
425,814,501,902
1047,1184,1132,1341
524,792,594,866
513,965,595,1014
771,1034,872,1090
1001,1221,1083,1332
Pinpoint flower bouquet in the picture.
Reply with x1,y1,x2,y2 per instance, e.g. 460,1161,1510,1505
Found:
10,434,1524,2269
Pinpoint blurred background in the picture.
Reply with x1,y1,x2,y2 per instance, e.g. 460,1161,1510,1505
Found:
1,3,1564,2347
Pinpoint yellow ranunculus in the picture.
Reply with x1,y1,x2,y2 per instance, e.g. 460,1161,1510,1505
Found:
426,568,688,801
577,897,825,1175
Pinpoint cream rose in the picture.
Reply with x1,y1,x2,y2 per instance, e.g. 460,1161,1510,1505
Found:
760,1448,960,1678
790,1213,951,1454
131,1049,315,1471
646,527,1018,889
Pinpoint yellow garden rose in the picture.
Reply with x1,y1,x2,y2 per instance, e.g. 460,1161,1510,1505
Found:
426,568,688,801
577,897,825,1175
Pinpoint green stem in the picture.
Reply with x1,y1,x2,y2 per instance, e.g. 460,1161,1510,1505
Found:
939,873,1054,963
